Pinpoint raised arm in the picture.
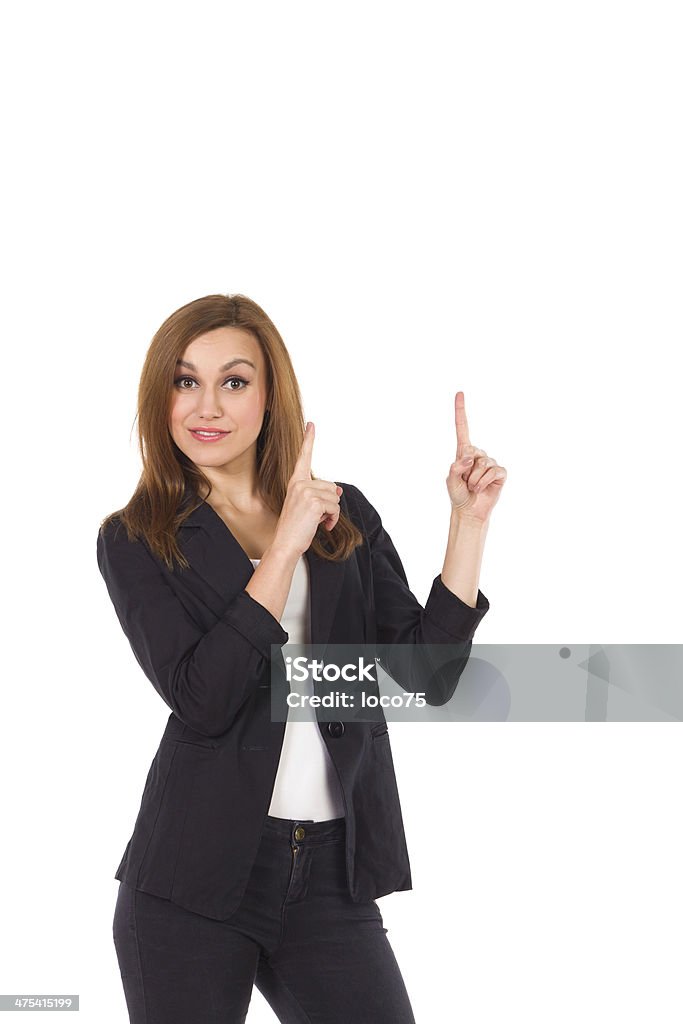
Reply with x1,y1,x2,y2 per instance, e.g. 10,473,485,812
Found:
343,483,489,705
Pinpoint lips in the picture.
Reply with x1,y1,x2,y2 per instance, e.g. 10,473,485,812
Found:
189,429,230,442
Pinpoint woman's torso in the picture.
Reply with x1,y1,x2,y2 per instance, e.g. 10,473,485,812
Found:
204,496,347,821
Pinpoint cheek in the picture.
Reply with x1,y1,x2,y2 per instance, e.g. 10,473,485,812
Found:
168,394,191,434
170,391,192,417
240,392,266,426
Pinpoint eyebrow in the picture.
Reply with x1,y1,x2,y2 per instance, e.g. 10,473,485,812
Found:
175,358,256,373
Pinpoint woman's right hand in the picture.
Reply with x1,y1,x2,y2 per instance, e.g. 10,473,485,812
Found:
273,422,343,558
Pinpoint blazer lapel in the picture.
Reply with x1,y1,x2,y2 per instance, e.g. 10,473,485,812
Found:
175,493,346,651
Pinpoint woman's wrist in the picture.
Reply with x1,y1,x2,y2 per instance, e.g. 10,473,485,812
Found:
441,511,489,607
449,508,490,533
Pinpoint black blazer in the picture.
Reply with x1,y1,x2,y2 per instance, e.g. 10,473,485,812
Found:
97,482,489,921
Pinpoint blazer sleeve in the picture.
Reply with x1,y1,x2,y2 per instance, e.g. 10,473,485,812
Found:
344,483,490,705
96,519,290,738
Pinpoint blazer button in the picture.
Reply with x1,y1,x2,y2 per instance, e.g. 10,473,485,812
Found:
327,721,345,738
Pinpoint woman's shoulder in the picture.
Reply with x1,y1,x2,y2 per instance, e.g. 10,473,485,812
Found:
336,480,361,514
335,480,365,503
338,480,379,505
336,481,380,535
97,512,152,570
97,511,124,544
98,510,136,544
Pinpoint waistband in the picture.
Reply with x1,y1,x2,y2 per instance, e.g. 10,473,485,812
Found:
263,814,346,844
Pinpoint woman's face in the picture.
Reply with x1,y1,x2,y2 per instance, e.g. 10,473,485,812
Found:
169,327,268,473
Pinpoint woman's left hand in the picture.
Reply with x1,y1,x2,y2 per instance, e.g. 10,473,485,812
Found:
446,391,507,523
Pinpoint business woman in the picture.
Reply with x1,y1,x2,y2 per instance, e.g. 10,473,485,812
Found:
97,292,506,1023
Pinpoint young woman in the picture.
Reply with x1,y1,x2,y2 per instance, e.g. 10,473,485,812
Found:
97,292,506,1023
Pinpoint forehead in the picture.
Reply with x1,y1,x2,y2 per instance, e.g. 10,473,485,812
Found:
180,327,263,369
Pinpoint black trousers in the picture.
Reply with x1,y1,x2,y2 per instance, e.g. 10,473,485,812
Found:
113,814,416,1023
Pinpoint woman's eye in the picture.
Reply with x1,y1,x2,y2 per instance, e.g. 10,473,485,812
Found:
173,376,249,391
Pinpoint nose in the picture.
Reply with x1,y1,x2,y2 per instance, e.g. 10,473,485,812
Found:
195,387,226,419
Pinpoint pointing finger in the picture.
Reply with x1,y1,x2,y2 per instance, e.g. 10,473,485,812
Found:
291,421,315,481
455,391,471,456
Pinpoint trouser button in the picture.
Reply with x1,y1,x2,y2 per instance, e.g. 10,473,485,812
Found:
294,826,306,841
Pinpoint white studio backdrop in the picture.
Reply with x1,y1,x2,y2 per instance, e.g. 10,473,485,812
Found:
1,1,681,1022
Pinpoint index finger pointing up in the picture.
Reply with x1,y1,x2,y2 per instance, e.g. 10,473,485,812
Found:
291,421,315,481
455,391,471,454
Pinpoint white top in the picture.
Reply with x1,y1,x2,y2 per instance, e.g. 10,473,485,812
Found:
250,556,345,821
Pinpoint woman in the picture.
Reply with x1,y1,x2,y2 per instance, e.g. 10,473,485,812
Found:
97,292,506,1023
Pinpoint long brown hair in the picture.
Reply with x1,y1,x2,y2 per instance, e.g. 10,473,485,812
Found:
100,293,364,569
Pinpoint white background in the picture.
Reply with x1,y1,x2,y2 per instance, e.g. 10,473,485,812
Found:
1,1,681,1021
